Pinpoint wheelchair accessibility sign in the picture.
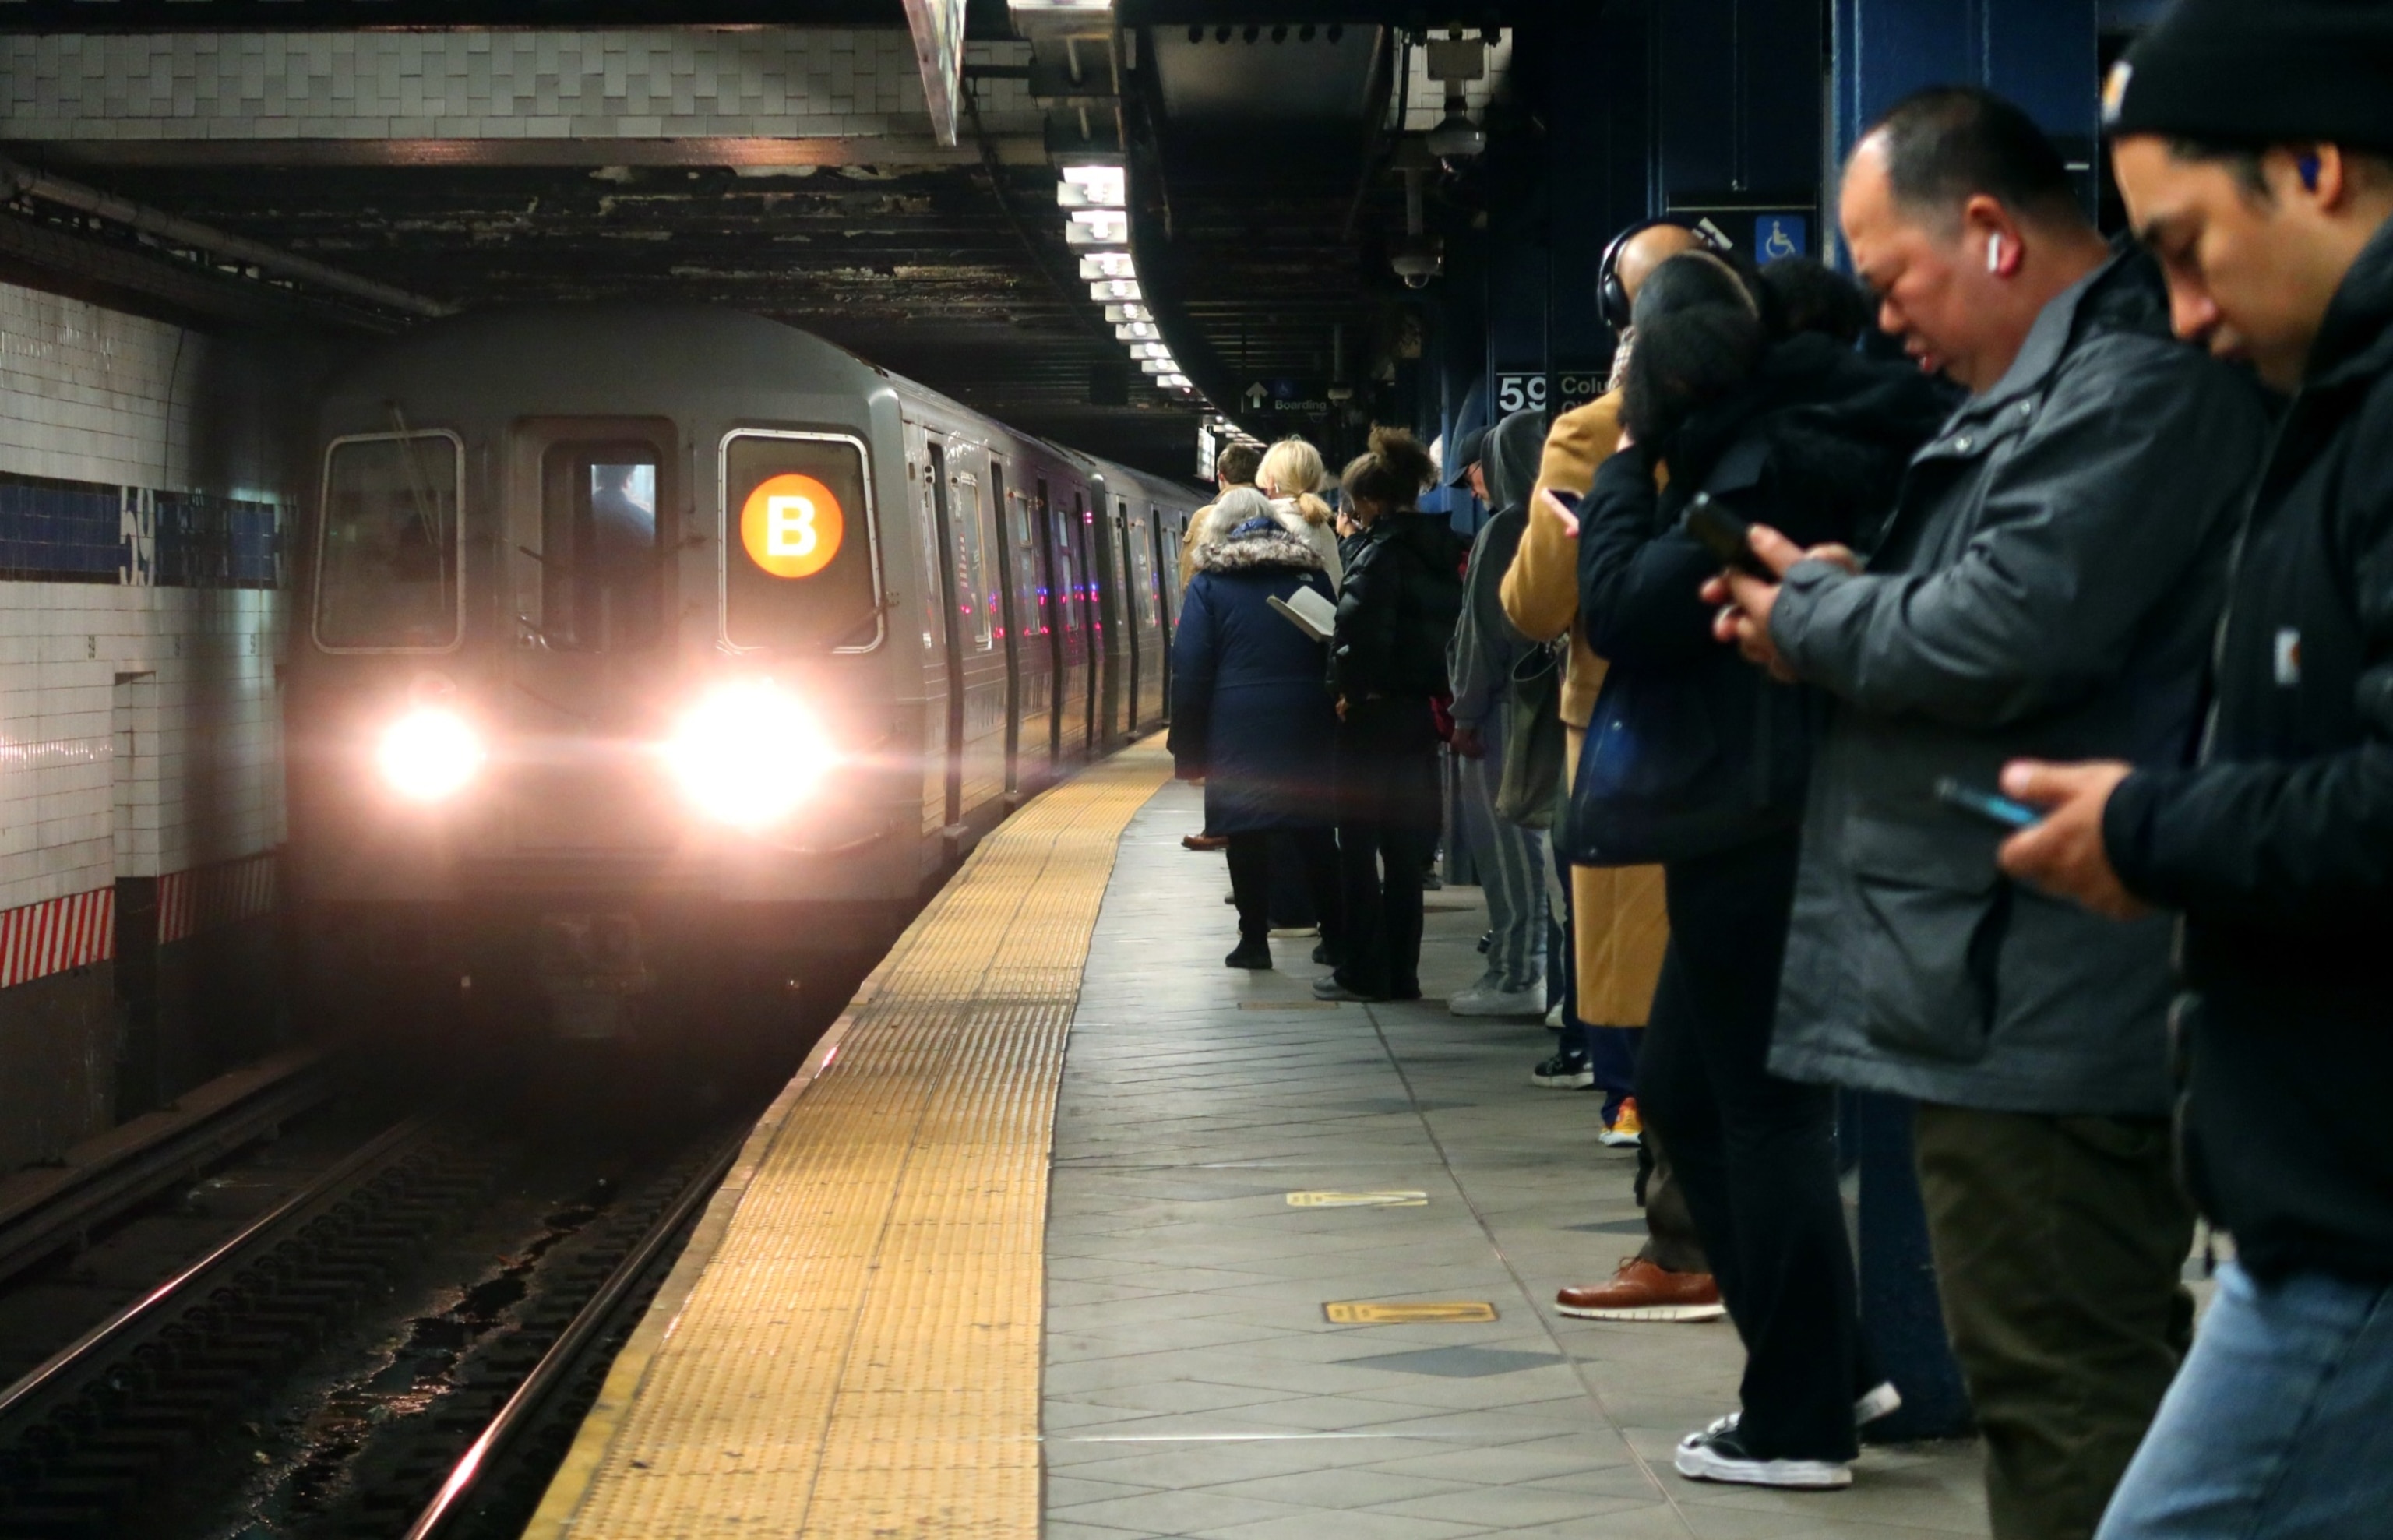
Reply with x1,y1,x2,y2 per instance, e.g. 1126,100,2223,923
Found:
1757,214,1808,259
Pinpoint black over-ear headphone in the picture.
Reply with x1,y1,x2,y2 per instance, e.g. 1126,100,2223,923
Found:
1598,217,1729,331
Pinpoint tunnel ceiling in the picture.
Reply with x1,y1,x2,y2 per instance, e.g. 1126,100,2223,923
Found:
0,5,1525,479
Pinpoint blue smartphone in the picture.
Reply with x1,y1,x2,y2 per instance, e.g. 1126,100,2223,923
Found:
1934,777,2041,831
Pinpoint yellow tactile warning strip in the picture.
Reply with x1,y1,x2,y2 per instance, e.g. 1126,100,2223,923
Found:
525,739,1172,1540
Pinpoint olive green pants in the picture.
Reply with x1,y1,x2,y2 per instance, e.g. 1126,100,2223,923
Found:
1913,1105,2196,1540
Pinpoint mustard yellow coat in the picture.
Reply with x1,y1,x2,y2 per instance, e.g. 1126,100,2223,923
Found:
1499,391,1669,1027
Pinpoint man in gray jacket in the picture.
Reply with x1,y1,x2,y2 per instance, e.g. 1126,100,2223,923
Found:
1712,88,2268,1540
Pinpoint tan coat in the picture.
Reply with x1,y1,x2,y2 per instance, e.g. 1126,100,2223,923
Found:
1499,389,1668,1028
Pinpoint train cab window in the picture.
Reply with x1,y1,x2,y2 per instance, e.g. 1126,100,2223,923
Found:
315,430,463,650
723,430,881,653
540,442,663,651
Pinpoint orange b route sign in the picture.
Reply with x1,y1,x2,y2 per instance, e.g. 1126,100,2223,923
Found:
739,473,844,579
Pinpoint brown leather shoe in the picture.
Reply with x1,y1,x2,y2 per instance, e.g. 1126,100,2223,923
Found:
1182,833,1230,851
1556,1257,1727,1321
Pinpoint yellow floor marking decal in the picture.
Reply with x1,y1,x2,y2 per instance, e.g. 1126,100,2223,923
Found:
1323,1300,1500,1324
527,742,1171,1540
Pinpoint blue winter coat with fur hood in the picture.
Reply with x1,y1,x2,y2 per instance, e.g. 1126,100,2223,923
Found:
1168,517,1339,834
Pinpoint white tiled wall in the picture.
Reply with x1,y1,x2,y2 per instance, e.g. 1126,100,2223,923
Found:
0,30,1041,143
0,282,294,915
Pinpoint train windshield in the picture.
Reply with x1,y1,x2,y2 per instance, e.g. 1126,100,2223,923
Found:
723,432,879,652
541,441,664,651
315,432,463,650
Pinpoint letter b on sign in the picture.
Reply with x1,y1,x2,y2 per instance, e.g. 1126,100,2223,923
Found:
742,473,844,579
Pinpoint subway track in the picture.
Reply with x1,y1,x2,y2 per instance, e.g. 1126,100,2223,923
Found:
0,1052,781,1540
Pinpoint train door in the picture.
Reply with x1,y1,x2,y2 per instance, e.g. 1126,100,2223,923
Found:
946,452,1006,818
924,441,966,830
1148,512,1175,716
1035,476,1065,770
1081,493,1105,749
1115,497,1140,733
988,457,1023,797
503,417,677,852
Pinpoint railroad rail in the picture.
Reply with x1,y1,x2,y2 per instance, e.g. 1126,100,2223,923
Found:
400,1127,747,1540
0,1046,339,1288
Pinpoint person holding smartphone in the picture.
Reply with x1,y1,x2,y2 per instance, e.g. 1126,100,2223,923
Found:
1574,251,1950,1489
1705,87,2269,1538
1991,6,2393,1532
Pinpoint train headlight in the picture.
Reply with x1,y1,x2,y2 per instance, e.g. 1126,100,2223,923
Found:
377,709,485,802
668,682,834,827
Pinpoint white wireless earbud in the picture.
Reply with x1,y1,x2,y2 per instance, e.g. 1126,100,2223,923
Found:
1986,233,2003,273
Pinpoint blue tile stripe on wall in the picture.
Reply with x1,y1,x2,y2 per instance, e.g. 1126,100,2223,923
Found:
0,472,278,587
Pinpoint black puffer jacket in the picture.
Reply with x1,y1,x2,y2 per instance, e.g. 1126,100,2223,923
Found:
1330,509,1463,701
2105,216,2393,1281
1569,335,1953,864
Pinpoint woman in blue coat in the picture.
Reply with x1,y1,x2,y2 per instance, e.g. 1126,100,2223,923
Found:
1169,491,1344,970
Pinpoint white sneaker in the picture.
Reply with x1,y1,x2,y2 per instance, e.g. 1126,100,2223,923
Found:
1449,978,1547,1018
1545,999,1565,1031
1674,1425,1851,1489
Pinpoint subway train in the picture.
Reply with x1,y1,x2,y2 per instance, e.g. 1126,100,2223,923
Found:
287,305,1202,1041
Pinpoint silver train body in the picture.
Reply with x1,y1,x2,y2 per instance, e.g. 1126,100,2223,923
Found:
287,305,1198,1037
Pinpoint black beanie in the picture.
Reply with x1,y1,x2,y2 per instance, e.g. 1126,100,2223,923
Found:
2106,0,2393,153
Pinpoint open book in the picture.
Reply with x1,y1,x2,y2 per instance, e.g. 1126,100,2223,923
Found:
1267,586,1337,643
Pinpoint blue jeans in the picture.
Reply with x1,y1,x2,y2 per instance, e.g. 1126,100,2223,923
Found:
2098,1259,2393,1540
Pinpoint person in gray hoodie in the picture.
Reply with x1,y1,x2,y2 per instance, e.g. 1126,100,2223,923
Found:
1446,409,1551,1017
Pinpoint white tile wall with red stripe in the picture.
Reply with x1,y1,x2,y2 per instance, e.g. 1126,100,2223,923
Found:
0,278,300,983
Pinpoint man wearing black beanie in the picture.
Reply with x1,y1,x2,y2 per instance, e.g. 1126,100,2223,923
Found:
2000,2,2393,1535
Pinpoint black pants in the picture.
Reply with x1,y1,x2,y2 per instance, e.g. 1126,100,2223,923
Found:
1333,699,1440,999
1226,829,1342,946
1639,828,1865,1461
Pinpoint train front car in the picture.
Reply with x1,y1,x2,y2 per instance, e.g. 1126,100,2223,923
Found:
288,307,921,1045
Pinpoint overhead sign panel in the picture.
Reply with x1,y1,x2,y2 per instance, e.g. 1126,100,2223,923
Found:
901,0,969,148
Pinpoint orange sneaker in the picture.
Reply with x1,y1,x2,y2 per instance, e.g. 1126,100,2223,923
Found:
1556,1257,1725,1321
1600,1096,1643,1147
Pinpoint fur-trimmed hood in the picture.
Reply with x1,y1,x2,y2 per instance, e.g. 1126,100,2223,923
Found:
1195,519,1326,575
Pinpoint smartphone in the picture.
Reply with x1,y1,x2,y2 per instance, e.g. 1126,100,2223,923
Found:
1680,494,1776,579
1934,776,2042,831
1538,486,1582,534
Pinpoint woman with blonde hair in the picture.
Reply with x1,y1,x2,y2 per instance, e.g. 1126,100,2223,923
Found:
1256,437,1345,588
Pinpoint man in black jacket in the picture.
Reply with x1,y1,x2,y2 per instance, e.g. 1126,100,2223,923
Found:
1999,4,2393,1534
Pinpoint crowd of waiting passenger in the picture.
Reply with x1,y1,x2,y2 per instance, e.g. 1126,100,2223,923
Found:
1161,4,2393,1536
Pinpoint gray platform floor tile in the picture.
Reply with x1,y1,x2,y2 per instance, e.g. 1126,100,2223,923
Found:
1046,782,1990,1538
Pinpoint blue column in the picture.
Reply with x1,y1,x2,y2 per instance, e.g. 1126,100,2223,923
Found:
1831,0,2102,225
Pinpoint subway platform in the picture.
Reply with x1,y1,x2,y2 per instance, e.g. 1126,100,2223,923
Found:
527,741,1989,1539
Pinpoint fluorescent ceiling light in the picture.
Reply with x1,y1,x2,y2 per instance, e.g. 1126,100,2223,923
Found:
1065,209,1130,247
1115,321,1158,340
1103,303,1151,323
1089,278,1143,301
1078,252,1137,280
1057,164,1126,208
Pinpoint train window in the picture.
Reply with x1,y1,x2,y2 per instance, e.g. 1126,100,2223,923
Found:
315,430,463,651
721,430,881,653
540,442,662,651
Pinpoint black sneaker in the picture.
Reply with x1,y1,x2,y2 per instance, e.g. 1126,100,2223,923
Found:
1311,942,1345,967
1312,975,1386,1003
1672,1425,1851,1489
1531,1052,1594,1089
1225,936,1272,971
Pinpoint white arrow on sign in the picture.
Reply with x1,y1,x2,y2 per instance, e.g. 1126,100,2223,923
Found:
1244,382,1269,409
